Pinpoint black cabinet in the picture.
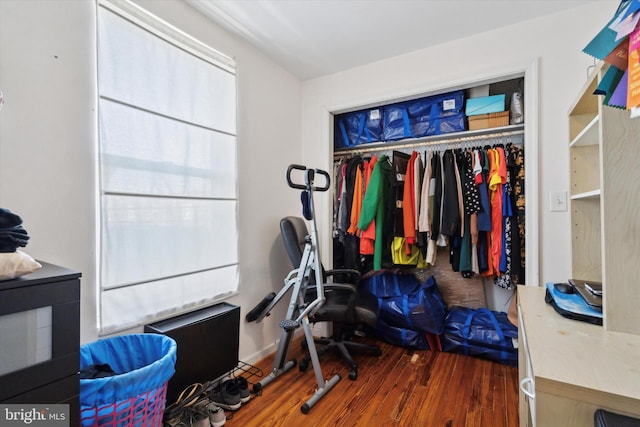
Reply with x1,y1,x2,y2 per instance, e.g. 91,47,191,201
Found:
0,262,81,424
145,302,240,404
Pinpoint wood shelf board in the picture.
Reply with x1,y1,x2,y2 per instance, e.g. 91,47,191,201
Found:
569,111,600,145
519,286,640,405
569,114,599,147
570,189,601,200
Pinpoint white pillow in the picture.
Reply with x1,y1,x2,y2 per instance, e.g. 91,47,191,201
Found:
0,250,42,281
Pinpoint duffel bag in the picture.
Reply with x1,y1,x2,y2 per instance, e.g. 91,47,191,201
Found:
360,270,421,297
441,306,518,365
371,317,430,350
383,90,466,141
334,107,384,149
361,272,447,335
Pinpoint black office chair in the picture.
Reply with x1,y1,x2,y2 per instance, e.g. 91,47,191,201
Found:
280,216,381,380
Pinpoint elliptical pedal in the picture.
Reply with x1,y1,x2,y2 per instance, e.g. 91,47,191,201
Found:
279,319,300,331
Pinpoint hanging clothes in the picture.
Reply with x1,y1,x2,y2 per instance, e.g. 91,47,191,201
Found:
430,151,443,242
360,156,378,256
358,155,392,271
458,151,477,277
495,145,515,289
333,138,524,285
347,162,364,236
440,150,460,237
419,151,438,266
511,144,526,283
402,151,418,248
413,153,424,233
485,148,501,275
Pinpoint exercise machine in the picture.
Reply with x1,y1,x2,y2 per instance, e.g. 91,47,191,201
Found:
246,164,340,414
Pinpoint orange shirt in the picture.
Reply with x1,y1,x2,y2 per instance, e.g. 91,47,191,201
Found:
347,164,364,235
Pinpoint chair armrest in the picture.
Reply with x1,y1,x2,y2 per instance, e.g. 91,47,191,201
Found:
322,282,357,292
304,282,357,296
324,268,361,284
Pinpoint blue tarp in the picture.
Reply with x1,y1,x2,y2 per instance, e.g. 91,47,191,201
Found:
80,334,177,407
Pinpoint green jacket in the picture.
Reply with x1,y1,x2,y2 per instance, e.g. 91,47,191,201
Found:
358,155,391,270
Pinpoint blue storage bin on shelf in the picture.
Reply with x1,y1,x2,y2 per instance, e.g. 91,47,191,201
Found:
79,333,177,427
382,90,466,141
334,107,384,149
465,94,506,116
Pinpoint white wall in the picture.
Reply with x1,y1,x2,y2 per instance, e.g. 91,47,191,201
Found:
0,0,303,363
301,2,617,286
0,0,98,338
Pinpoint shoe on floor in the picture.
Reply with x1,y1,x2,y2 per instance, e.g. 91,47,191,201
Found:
209,380,241,411
204,401,226,427
176,407,209,427
233,376,250,403
193,398,226,427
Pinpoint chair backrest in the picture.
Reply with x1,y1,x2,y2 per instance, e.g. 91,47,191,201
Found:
280,216,329,286
279,216,309,268
280,216,309,267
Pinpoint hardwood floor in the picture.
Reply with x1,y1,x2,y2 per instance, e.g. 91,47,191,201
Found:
226,336,519,426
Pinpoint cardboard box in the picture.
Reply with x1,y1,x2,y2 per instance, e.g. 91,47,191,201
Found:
465,94,505,116
468,111,510,130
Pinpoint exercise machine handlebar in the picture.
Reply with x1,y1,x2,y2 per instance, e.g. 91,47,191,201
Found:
286,164,330,192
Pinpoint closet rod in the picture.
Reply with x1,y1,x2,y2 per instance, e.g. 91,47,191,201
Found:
333,125,524,157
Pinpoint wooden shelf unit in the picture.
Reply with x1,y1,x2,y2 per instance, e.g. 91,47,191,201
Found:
518,61,640,427
568,62,640,335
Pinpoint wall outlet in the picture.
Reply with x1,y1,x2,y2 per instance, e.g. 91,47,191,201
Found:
550,191,567,212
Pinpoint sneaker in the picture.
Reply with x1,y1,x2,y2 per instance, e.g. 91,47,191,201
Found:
209,380,241,411
204,402,226,427
233,376,250,403
179,407,209,427
193,399,226,427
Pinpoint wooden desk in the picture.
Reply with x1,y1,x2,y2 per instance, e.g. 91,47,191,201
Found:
518,285,640,426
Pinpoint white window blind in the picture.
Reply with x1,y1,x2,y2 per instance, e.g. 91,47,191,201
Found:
97,0,238,333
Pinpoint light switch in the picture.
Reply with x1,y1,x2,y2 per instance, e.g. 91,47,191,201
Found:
550,191,567,212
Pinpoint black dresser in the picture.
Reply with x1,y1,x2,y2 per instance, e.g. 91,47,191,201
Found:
0,262,81,424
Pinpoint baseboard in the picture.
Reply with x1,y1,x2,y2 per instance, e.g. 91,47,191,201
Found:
242,328,307,366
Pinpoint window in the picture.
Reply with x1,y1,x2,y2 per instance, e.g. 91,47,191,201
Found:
97,0,238,333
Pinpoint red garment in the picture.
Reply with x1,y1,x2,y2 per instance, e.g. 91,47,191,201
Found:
488,148,507,275
403,151,418,249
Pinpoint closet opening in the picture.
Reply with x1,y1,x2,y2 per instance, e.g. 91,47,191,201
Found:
328,65,538,315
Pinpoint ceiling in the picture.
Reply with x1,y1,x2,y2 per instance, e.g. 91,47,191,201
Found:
186,0,590,80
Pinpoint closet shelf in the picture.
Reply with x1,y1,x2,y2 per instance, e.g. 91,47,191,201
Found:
333,124,524,157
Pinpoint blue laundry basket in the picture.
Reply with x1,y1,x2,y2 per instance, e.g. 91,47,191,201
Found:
79,333,177,427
